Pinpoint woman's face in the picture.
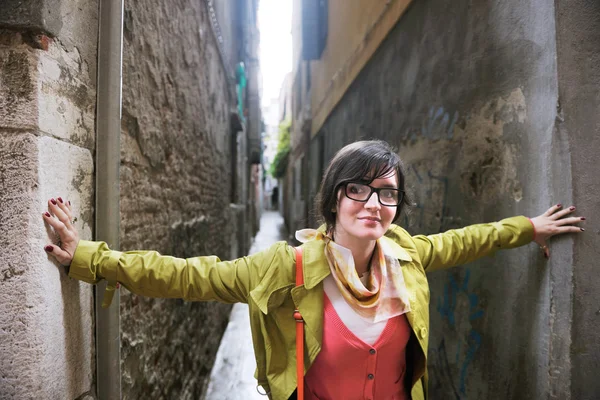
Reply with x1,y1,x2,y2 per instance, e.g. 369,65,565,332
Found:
333,172,398,245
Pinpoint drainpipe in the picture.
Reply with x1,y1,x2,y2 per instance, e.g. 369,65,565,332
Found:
95,0,124,399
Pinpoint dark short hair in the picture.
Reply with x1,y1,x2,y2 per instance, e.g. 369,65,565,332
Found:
316,140,410,232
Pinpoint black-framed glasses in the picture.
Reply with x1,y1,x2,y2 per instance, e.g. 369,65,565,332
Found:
343,182,404,206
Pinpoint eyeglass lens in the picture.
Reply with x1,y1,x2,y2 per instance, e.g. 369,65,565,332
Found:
345,183,401,205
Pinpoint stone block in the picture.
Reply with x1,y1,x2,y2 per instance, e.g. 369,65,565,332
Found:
0,44,38,131
0,33,95,148
0,133,94,399
38,44,95,149
0,0,63,37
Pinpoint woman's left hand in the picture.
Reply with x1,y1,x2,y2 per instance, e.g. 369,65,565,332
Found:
529,204,585,259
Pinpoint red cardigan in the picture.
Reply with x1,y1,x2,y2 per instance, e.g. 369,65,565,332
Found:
304,294,411,400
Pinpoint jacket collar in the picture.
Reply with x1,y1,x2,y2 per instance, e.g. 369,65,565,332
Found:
380,234,413,262
248,238,331,315
301,238,331,289
250,225,412,314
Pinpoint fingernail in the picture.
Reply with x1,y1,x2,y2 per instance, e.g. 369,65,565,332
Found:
68,200,71,206
581,217,586,221
58,197,63,203
51,198,57,205
544,253,548,259
44,245,53,252
557,204,562,208
581,228,585,232
570,206,575,211
44,212,51,217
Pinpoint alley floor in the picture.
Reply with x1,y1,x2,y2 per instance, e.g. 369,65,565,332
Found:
204,210,289,400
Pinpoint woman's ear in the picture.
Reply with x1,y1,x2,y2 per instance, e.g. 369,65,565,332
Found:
332,188,342,213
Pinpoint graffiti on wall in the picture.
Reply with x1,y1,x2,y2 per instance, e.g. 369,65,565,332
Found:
431,270,484,398
403,164,462,234
408,106,459,141
402,92,529,397
399,104,464,233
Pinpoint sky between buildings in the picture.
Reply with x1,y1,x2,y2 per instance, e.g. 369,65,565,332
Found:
258,0,293,108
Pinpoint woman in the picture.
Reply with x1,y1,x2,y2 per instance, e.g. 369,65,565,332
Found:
43,140,584,400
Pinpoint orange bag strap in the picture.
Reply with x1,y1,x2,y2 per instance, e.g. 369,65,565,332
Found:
293,247,304,400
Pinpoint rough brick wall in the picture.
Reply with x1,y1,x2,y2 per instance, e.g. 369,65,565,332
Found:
118,0,237,398
0,0,249,398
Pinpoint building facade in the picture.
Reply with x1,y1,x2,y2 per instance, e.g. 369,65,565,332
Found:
0,0,261,398
288,0,600,399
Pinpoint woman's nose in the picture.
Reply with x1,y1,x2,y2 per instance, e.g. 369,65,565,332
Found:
364,192,381,209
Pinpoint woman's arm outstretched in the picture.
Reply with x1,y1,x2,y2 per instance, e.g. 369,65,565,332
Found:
41,197,290,305
412,204,584,272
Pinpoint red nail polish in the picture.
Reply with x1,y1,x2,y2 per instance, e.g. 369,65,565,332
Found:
58,197,63,203
45,212,51,217
581,217,586,221
68,201,71,206
44,245,53,252
557,204,562,208
570,206,575,211
51,198,57,205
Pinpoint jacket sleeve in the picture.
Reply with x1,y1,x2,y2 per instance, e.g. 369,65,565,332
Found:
412,216,535,273
68,240,281,304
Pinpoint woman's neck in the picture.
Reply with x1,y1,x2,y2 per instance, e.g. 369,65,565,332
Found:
332,230,377,276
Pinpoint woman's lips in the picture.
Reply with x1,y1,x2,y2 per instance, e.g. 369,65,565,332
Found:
359,217,381,222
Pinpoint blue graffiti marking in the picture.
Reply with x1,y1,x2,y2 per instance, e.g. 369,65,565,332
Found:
437,269,485,396
420,106,459,140
459,330,482,394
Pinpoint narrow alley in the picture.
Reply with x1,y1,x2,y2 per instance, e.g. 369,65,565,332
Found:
1,0,598,399
204,211,289,400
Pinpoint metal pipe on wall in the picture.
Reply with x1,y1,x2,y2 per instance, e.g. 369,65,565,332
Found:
95,0,124,398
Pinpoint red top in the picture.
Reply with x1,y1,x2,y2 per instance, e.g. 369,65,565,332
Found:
304,294,411,400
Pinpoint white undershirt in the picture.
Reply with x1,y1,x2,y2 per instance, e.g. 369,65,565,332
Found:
323,275,388,346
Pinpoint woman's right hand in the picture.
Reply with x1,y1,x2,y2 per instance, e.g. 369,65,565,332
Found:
42,197,79,266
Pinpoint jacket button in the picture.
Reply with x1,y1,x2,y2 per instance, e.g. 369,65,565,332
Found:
420,326,428,338
367,374,374,380
369,349,376,355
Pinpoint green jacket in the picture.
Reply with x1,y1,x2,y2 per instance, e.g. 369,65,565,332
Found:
69,216,533,400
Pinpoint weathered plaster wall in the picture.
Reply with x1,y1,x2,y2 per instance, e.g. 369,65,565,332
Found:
309,0,595,398
555,1,600,398
0,0,98,398
119,1,238,398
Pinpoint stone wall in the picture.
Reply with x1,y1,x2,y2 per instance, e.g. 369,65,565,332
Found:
119,0,240,398
0,0,98,398
306,0,598,398
0,0,256,398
